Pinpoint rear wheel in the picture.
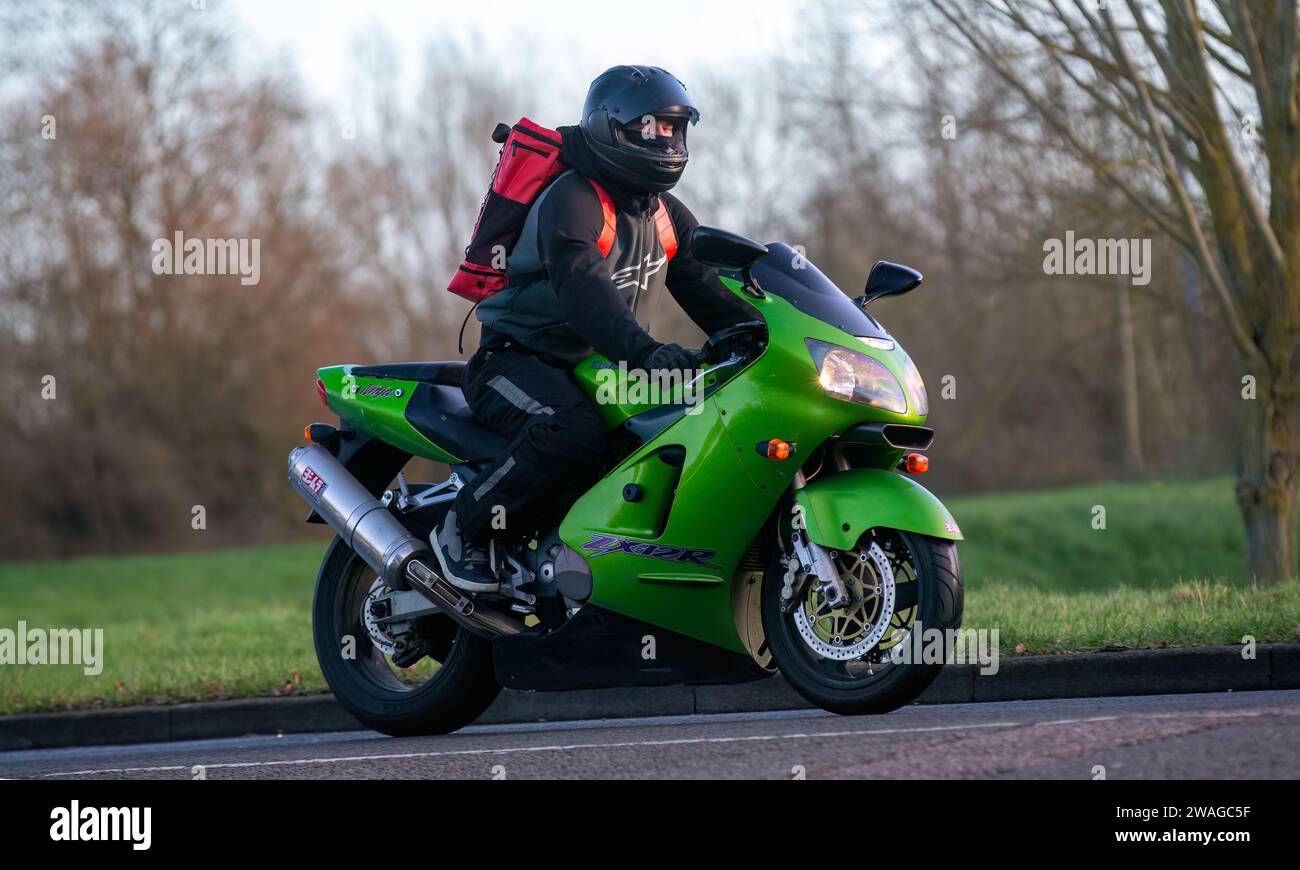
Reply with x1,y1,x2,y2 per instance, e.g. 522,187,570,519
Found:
312,537,501,736
761,528,963,715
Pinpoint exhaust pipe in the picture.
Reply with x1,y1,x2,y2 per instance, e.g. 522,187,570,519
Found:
289,444,425,587
288,444,521,637
405,561,524,637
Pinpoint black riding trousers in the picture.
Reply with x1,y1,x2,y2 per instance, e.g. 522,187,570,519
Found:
452,347,607,542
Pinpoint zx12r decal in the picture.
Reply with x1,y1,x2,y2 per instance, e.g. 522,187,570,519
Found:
580,533,721,568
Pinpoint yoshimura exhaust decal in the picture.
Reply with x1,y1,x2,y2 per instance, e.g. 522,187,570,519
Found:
580,533,721,568
299,466,328,500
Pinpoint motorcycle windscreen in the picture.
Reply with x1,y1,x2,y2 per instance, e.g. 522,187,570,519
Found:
749,243,892,340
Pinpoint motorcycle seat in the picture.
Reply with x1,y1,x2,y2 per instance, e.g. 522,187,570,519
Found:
404,381,508,464
351,360,506,463
351,361,467,387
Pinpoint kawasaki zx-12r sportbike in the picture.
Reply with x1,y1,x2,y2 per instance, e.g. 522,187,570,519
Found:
288,226,964,735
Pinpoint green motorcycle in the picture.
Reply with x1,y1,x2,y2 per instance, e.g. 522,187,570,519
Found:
288,226,964,735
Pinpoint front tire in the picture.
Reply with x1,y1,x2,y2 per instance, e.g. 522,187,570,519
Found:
762,529,963,715
312,537,501,736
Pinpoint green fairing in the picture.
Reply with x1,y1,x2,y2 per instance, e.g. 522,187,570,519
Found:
316,366,463,464
571,354,706,427
558,277,952,652
315,275,960,654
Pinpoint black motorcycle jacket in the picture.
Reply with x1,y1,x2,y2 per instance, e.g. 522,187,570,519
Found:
475,127,754,366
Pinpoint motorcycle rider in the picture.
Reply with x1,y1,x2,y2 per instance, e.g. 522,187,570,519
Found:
433,64,755,591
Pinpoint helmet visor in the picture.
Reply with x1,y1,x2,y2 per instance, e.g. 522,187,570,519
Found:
613,113,690,159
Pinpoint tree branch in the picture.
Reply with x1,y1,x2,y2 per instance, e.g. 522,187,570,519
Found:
1100,3,1259,361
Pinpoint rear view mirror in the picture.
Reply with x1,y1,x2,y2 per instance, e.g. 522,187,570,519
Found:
859,261,923,306
691,226,769,271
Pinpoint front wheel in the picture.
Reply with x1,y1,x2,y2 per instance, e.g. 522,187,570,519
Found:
312,537,501,736
761,528,963,715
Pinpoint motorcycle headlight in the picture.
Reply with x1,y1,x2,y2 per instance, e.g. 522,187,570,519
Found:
806,338,908,414
901,354,928,417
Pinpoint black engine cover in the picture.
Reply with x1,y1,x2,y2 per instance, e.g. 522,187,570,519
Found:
491,605,769,692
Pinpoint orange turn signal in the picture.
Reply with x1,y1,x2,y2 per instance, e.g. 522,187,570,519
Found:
765,439,792,461
903,452,929,474
304,424,314,442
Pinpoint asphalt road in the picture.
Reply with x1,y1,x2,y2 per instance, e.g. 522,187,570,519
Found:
3,690,1297,780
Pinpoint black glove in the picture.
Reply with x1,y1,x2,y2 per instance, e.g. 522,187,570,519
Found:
641,342,698,374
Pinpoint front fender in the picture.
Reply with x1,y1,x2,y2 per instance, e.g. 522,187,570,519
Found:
794,469,963,550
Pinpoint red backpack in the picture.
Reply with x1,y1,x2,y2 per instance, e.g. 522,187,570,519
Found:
448,118,679,303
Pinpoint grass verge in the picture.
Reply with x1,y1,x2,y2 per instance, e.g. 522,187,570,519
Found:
1,477,1296,713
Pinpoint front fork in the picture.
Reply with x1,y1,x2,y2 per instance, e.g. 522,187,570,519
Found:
787,469,851,610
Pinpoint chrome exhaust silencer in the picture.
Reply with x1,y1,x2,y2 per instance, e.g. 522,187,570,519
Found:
289,444,426,588
287,444,521,637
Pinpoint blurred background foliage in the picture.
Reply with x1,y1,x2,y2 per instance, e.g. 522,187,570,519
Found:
0,0,1256,560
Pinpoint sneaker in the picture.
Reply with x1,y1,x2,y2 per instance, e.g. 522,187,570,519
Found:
431,510,498,593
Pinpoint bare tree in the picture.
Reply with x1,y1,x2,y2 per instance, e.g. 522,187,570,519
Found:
0,0,372,556
322,32,543,360
923,0,1300,585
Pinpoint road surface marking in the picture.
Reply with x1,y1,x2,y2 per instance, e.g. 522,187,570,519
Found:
40,720,1022,777
30,705,1299,778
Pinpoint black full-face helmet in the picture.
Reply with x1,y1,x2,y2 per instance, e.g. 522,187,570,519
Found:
579,65,700,194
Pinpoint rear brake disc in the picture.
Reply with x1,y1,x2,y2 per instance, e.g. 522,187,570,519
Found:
361,579,400,656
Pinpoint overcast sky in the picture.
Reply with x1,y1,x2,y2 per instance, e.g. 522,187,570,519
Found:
226,0,806,111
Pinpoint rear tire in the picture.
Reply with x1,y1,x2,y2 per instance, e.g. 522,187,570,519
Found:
312,537,501,736
762,530,963,715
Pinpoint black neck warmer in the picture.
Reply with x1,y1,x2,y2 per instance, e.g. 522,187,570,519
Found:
558,125,659,215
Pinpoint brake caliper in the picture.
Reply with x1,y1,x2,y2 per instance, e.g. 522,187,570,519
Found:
791,528,849,609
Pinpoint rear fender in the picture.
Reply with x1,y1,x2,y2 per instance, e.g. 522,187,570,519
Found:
794,469,963,550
